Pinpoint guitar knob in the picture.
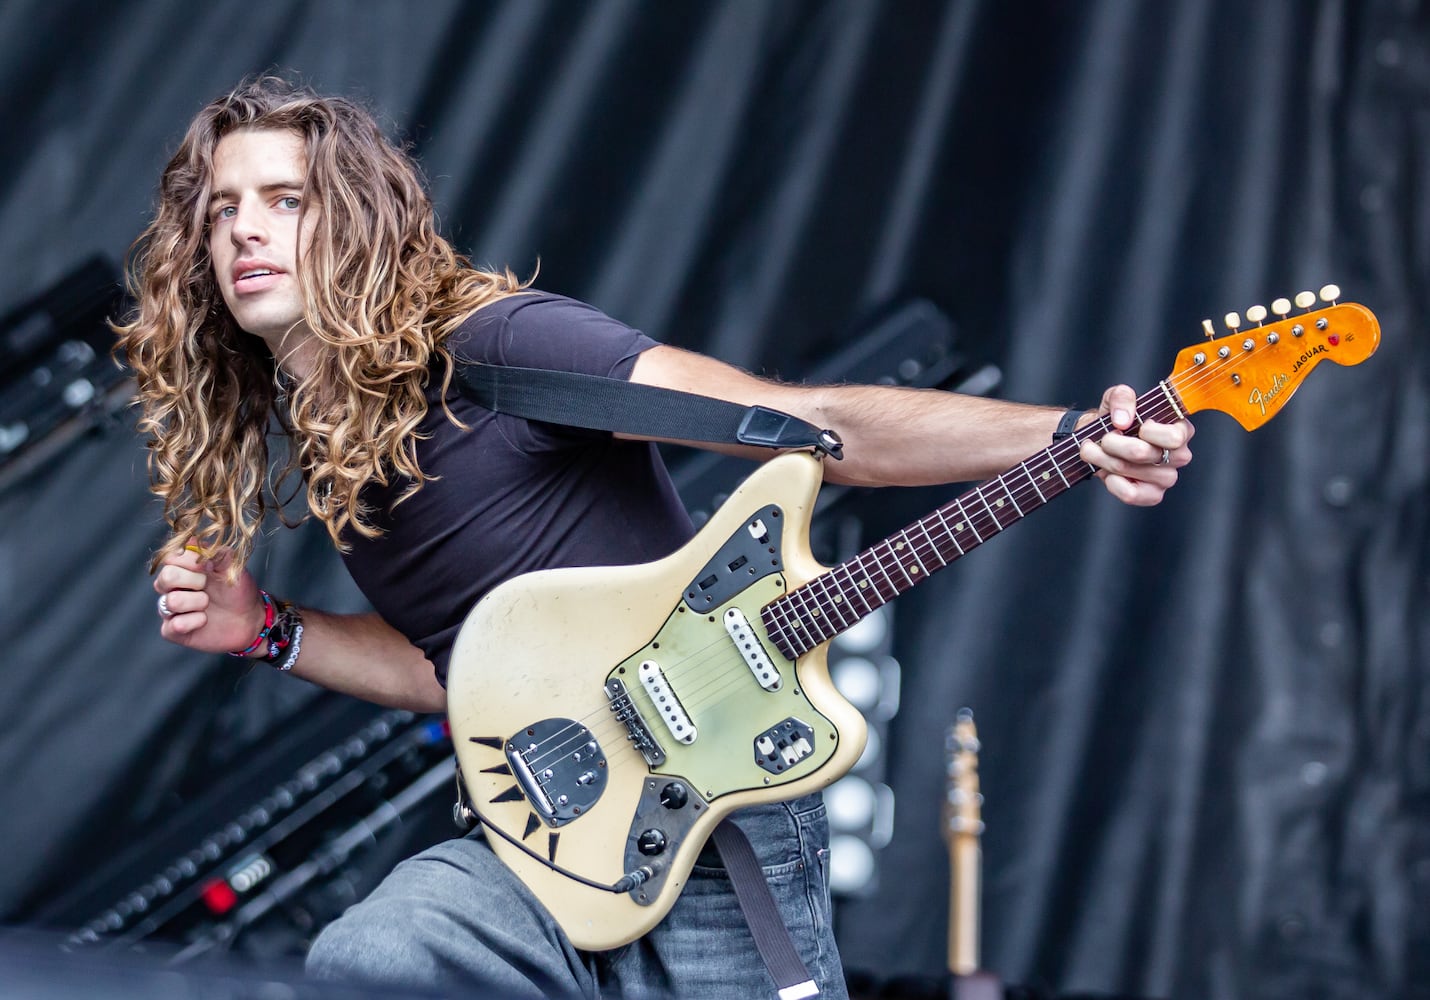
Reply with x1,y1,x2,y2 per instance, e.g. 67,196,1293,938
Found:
659,782,689,809
637,829,668,856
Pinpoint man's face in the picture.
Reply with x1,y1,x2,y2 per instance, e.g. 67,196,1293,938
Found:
207,128,316,355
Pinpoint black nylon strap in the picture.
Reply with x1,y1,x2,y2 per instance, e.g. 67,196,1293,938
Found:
1052,407,1085,441
457,362,842,458
711,819,819,1000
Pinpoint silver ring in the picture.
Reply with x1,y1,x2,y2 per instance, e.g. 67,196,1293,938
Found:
157,593,175,618
1158,448,1171,466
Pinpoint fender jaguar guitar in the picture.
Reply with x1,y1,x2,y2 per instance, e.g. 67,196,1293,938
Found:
447,290,1379,950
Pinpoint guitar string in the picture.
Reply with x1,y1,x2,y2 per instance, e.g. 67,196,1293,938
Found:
495,315,1346,784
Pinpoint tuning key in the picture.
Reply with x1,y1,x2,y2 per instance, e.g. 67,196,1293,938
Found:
1224,311,1242,331
1202,319,1215,340
1319,283,1341,303
1294,291,1316,309
1246,304,1268,325
1271,298,1292,317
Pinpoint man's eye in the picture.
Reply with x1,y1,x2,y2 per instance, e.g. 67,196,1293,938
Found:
215,205,236,220
279,196,301,210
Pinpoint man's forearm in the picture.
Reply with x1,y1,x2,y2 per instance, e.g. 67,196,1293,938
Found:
630,345,1079,487
282,609,447,713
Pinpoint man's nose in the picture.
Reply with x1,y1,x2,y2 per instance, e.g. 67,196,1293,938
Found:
230,199,267,244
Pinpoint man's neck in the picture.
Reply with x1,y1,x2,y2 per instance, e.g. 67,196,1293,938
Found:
262,324,319,380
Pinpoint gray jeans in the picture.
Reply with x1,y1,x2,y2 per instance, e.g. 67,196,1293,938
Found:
306,794,847,999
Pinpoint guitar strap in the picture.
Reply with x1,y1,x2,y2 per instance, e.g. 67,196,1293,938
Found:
456,361,844,459
457,359,825,998
711,819,820,1000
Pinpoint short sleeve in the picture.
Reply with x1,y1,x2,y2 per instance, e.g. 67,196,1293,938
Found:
447,292,661,450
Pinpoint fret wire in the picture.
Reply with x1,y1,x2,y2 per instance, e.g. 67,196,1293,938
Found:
813,572,853,630
999,474,1025,517
790,587,831,643
869,542,903,596
1050,446,1073,488
1022,459,1047,503
931,506,966,556
899,528,931,577
837,561,877,614
914,518,948,567
952,496,983,543
881,537,916,588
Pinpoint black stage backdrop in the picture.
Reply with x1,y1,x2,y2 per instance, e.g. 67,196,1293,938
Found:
1,2,1427,999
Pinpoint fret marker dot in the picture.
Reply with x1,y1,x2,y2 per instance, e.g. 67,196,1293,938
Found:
955,523,965,532
858,581,869,589
1042,473,1051,481
895,541,905,550
833,594,843,603
909,565,920,574
996,499,1005,508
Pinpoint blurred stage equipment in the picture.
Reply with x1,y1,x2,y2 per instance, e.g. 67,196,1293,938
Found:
34,697,456,961
0,256,132,492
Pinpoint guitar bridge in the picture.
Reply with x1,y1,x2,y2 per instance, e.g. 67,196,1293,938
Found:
605,678,666,766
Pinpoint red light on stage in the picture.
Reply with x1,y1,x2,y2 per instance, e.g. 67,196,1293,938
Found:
200,878,237,915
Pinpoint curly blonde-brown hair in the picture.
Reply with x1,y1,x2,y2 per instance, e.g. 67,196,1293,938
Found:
115,76,524,574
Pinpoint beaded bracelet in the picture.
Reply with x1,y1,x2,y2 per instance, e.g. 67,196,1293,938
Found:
275,622,304,672
228,591,276,657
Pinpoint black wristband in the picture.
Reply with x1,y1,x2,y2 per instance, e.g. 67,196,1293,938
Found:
1052,408,1085,442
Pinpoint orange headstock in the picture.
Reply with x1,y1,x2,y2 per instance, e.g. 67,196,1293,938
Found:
1168,289,1380,431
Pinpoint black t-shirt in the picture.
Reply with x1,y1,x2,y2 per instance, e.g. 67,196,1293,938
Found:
340,292,695,684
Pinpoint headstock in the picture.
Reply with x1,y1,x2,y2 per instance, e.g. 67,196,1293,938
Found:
943,708,984,848
1169,285,1380,431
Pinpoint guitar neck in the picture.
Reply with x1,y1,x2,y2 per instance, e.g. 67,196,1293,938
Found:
761,382,1184,659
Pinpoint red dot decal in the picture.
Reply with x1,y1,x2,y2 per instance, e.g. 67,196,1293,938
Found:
1328,334,1340,345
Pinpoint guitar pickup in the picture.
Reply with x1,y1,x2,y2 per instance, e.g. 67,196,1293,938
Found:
723,608,781,691
639,660,697,745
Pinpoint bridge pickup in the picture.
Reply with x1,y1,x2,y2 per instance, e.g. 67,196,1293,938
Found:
723,607,781,691
638,660,697,745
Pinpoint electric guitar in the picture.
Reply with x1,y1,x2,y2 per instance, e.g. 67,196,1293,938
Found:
447,291,1379,950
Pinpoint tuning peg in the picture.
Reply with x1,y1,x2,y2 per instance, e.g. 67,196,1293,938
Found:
1202,318,1215,340
1319,283,1341,303
1224,311,1242,331
1271,298,1292,317
1294,291,1316,309
1246,304,1268,325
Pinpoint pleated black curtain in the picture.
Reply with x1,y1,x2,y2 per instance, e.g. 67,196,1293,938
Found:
0,3,1425,999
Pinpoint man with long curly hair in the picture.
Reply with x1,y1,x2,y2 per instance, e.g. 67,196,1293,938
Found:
118,77,1192,998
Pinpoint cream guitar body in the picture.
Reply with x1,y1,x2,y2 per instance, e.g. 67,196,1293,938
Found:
448,452,867,951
